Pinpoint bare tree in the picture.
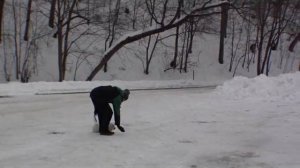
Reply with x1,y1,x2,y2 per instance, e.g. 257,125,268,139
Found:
130,0,143,30
170,0,183,69
168,0,198,72
86,0,229,81
142,0,161,74
228,7,256,76
103,0,121,72
231,0,299,76
51,0,90,81
1,0,47,82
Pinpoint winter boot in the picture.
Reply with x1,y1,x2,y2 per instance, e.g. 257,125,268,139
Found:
100,130,114,136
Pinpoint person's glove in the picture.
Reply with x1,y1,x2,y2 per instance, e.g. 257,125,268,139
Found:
117,125,125,132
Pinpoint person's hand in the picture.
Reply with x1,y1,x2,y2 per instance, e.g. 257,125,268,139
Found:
117,125,125,132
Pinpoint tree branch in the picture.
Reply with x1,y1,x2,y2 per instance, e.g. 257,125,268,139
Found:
86,1,229,81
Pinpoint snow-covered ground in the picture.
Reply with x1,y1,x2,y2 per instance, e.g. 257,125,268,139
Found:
0,79,220,97
0,72,299,168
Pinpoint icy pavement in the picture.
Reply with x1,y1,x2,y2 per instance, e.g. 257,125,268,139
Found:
0,72,299,168
0,87,299,168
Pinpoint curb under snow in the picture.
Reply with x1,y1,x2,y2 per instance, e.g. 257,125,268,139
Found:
0,80,219,97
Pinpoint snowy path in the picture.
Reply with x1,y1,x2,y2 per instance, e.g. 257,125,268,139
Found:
0,88,299,168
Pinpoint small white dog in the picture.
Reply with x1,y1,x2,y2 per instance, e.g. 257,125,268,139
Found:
92,123,115,133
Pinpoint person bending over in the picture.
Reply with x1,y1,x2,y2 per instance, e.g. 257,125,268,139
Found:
90,85,130,135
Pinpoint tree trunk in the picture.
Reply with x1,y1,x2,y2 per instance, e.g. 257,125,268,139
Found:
24,0,32,41
172,25,180,69
145,33,159,74
12,0,20,80
170,0,183,69
49,0,56,28
0,0,4,43
289,33,300,52
218,2,229,64
56,1,63,81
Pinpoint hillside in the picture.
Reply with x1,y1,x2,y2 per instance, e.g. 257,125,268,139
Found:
0,0,299,83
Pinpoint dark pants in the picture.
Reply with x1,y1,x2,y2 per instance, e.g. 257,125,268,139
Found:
90,96,113,132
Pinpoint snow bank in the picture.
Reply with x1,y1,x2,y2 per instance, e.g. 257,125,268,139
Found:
214,72,300,101
0,80,215,96
1,72,299,99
